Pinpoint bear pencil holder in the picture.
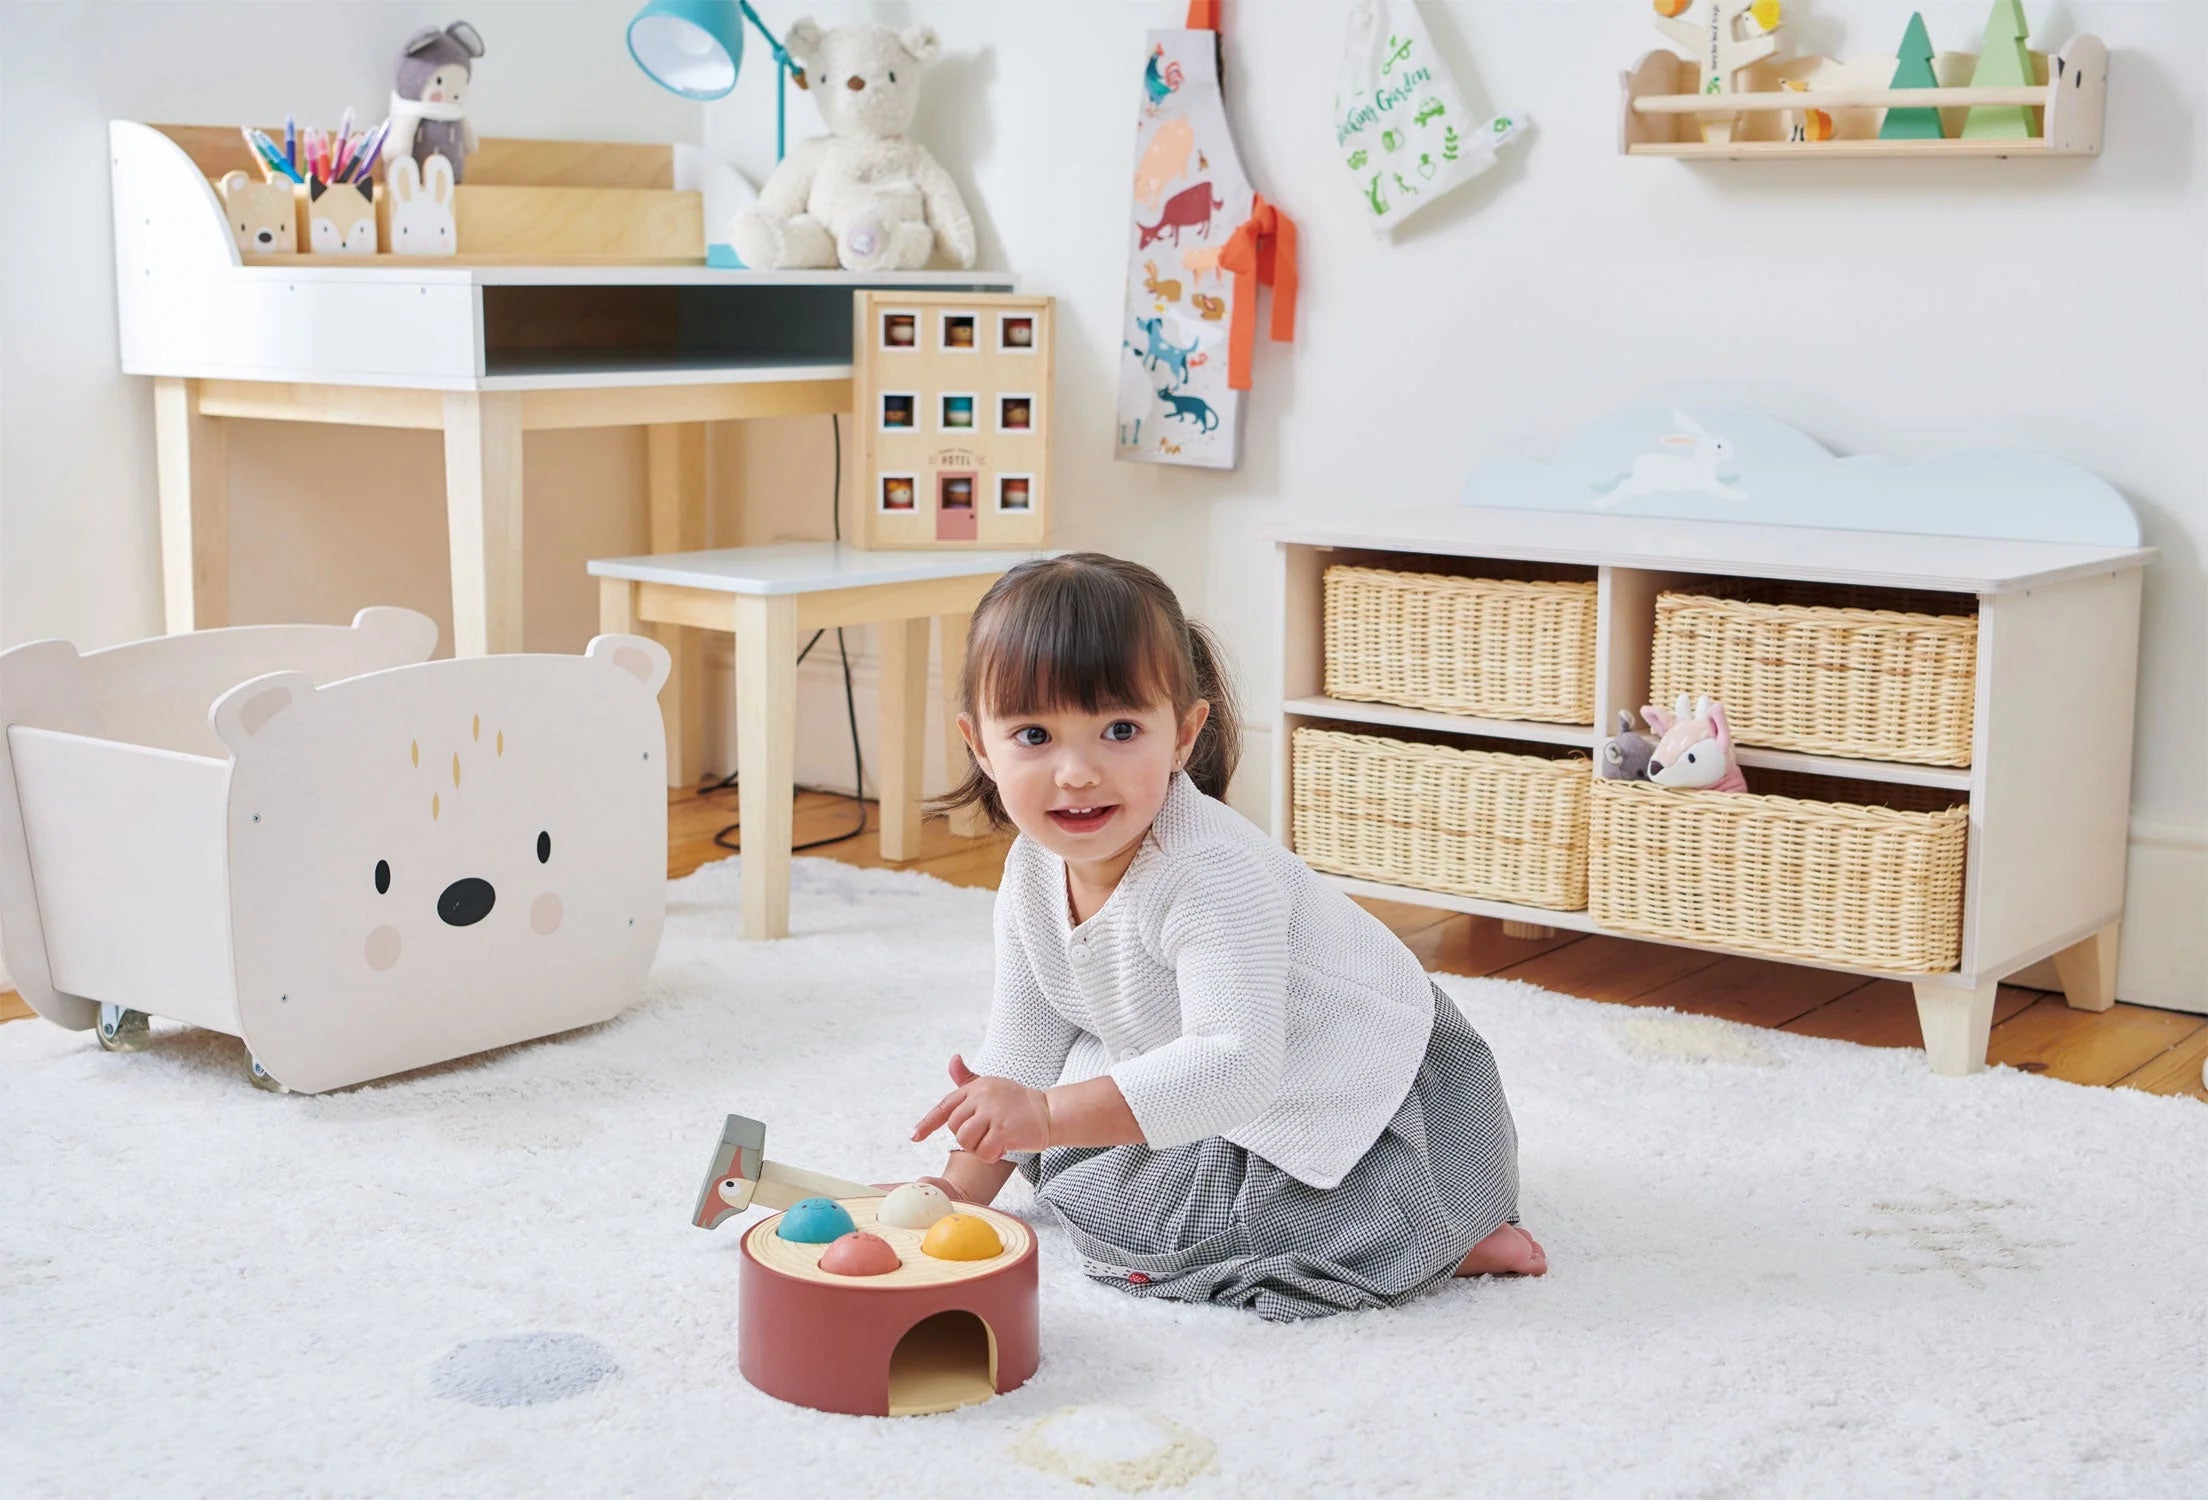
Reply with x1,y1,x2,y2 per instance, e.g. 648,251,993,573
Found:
0,608,672,1092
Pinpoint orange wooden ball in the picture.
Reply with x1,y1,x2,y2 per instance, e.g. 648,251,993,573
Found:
921,1213,1004,1261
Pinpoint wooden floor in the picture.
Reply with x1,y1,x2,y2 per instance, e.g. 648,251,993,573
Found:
7,786,2202,1101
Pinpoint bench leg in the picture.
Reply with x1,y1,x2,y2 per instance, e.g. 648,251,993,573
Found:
1913,978,1999,1077
2050,922,2120,1013
153,377,228,633
937,611,990,838
646,423,708,788
442,391,525,656
878,617,929,862
734,593,797,940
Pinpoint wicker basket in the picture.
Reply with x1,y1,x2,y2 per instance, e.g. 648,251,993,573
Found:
1324,564,1597,724
1649,582,1978,767
1587,778,1968,973
1291,727,1592,910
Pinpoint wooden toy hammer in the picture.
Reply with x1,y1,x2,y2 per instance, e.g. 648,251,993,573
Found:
692,1114,875,1231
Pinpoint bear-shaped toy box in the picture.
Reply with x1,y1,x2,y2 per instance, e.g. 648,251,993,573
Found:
0,609,670,1093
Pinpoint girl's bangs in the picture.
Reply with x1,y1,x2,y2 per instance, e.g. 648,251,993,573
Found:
970,580,1183,720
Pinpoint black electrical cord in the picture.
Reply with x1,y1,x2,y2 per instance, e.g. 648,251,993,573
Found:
708,412,870,854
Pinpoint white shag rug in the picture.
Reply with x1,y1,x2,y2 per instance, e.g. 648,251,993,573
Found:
3,857,2204,1500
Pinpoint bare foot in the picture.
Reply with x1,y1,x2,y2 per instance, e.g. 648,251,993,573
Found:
1455,1222,1547,1278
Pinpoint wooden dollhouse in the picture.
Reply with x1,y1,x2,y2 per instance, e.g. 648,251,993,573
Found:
851,291,1053,550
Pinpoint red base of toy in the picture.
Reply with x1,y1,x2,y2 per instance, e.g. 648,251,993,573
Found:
737,1201,1039,1417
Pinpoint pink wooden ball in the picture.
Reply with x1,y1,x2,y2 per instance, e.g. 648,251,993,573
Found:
818,1231,901,1277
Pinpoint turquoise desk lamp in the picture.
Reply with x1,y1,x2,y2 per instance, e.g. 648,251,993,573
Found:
627,0,802,265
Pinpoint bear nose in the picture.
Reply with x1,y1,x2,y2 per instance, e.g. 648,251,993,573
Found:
437,877,496,927
846,74,865,91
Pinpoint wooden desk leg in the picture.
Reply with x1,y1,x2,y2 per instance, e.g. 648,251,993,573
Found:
442,391,525,656
152,377,229,633
879,617,930,862
734,592,798,940
1912,978,1999,1077
937,612,990,839
646,423,708,789
2050,921,2120,1013
599,576,638,636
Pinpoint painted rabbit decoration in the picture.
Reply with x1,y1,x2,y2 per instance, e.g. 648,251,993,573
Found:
1641,693,1749,792
1595,409,1743,507
387,154,458,255
1599,708,1658,781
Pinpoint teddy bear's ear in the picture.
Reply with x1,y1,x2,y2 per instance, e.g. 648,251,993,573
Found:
898,25,940,64
783,18,824,71
211,671,316,756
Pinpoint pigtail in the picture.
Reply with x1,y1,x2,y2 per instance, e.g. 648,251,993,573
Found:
1180,620,1241,801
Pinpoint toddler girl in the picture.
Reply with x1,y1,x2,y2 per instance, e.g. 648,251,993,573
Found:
911,553,1544,1321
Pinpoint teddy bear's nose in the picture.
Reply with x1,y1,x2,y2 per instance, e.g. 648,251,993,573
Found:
438,877,497,927
845,74,866,91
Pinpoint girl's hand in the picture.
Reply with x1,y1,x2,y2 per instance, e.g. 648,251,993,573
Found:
911,1055,1052,1162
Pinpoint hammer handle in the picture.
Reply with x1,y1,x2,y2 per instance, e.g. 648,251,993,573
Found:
753,1160,877,1210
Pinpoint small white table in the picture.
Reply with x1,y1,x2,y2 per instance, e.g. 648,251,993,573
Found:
590,543,1040,939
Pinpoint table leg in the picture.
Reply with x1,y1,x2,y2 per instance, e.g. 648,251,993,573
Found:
152,377,229,633
937,612,990,838
599,576,638,636
646,423,708,789
734,592,798,940
878,617,930,862
442,391,525,656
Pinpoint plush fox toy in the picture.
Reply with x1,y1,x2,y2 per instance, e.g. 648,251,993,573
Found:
1641,694,1749,793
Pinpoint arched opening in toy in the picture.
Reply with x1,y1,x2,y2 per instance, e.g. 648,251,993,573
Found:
886,1310,997,1417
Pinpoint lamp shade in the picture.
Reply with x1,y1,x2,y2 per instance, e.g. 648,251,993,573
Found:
628,0,743,100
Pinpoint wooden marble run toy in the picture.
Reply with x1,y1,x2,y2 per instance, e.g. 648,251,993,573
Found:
693,1115,1040,1417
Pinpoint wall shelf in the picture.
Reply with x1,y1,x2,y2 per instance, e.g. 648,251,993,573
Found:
1619,35,2106,160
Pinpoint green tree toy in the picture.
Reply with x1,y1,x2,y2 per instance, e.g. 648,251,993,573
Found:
1880,13,1944,140
1962,0,2037,139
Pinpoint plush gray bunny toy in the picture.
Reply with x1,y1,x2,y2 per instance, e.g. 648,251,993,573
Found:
389,21,485,183
1599,709,1657,781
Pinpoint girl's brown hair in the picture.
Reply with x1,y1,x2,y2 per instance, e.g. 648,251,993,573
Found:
934,553,1242,829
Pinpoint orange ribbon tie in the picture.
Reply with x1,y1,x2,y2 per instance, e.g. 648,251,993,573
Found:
1218,195,1298,393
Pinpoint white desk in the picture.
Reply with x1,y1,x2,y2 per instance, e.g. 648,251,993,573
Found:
591,544,1040,939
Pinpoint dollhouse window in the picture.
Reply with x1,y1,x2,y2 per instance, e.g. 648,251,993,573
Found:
998,314,1036,351
881,393,917,431
940,312,978,351
939,475,976,512
880,311,918,350
879,474,917,511
996,475,1034,513
997,394,1034,433
940,394,976,431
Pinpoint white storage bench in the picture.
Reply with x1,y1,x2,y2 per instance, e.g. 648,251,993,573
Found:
0,608,672,1092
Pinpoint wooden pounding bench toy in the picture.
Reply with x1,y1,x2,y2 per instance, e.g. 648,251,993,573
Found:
693,1115,1039,1417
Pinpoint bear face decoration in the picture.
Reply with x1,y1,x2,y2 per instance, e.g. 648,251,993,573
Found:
210,636,670,1092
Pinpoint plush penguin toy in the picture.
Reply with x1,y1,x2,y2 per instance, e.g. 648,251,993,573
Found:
389,21,484,183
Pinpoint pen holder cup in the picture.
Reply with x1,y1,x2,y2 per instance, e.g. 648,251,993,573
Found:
294,180,380,256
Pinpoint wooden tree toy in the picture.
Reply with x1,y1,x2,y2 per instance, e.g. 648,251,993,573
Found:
692,1115,1041,1418
1963,0,2038,139
1654,0,1786,144
1880,13,1945,141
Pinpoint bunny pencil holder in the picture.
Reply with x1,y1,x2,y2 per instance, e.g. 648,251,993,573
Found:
383,154,458,255
1599,709,1657,781
1641,694,1748,793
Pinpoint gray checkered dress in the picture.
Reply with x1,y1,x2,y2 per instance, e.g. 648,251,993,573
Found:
1016,987,1519,1321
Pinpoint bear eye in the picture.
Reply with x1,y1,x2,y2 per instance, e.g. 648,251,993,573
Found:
375,859,391,895
536,830,551,864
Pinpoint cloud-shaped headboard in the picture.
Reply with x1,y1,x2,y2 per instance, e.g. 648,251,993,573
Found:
1460,405,2138,548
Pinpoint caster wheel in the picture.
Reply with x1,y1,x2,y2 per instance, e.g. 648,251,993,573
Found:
96,1005,151,1053
248,1055,291,1094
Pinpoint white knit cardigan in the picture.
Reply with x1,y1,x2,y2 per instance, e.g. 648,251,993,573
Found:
968,773,1436,1189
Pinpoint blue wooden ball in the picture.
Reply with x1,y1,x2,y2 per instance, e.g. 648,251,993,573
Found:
776,1197,857,1244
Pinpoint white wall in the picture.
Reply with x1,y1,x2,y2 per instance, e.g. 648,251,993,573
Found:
4,1,2201,1008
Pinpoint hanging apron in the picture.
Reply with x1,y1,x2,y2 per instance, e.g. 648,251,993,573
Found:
1115,1,1295,471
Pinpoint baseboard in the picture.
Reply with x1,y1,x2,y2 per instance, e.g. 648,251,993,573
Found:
1238,722,2208,1014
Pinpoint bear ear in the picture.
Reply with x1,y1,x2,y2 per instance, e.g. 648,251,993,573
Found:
899,24,940,64
588,634,672,698
783,18,825,70
210,671,317,756
351,606,439,664
218,170,251,197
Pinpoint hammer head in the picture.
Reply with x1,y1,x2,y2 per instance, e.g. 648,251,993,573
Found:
692,1114,766,1231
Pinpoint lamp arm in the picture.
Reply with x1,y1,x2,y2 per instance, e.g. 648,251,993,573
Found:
738,0,800,161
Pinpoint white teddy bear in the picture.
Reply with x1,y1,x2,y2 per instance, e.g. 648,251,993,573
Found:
728,19,977,273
